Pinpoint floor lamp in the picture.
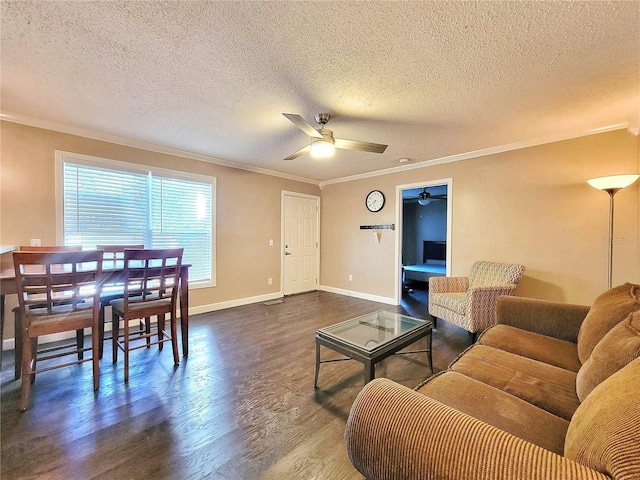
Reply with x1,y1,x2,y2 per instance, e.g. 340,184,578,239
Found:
587,174,640,289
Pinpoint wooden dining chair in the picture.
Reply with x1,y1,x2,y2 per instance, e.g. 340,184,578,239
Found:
111,248,183,382
13,250,103,411
12,245,84,380
95,244,144,359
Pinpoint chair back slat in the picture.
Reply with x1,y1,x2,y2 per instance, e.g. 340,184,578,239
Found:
13,251,104,318
96,245,145,295
122,248,183,307
96,244,145,261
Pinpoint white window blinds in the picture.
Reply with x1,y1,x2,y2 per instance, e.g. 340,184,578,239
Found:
60,154,215,285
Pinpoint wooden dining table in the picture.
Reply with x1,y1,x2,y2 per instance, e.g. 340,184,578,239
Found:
0,260,191,378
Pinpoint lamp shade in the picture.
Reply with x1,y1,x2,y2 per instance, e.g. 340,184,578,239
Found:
310,139,335,158
587,174,640,191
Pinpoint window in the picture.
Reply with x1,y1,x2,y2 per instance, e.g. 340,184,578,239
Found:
56,151,215,286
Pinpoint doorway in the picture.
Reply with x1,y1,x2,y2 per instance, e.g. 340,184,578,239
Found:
395,179,452,304
281,191,320,295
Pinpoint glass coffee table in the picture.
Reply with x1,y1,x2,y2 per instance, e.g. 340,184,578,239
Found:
314,310,433,388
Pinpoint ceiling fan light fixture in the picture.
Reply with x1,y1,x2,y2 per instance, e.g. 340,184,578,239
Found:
417,188,431,205
310,138,335,158
282,113,387,161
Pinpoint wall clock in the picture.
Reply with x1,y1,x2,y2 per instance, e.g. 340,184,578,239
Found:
365,190,385,212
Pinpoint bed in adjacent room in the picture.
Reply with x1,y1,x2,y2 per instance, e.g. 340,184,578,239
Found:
403,240,447,284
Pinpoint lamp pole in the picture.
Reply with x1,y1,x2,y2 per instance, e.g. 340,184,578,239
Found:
604,188,620,290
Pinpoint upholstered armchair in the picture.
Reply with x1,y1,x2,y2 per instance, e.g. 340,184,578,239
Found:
428,261,525,340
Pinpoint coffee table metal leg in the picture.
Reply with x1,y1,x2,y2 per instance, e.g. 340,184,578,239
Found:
428,330,433,373
314,337,320,389
363,360,375,384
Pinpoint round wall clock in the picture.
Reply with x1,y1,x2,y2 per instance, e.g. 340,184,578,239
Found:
365,190,385,212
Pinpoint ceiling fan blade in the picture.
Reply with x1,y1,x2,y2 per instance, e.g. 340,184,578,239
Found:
283,145,311,161
334,138,388,154
283,113,323,139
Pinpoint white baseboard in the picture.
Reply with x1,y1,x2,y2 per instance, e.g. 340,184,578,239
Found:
1,289,394,352
319,285,397,306
2,329,92,351
1,293,284,352
1,319,148,351
188,292,284,315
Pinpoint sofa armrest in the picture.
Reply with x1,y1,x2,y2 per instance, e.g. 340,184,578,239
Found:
495,296,590,342
429,276,468,294
345,379,608,480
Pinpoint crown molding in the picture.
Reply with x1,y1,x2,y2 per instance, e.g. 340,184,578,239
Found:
1,111,628,189
0,111,321,186
628,100,640,136
319,122,629,188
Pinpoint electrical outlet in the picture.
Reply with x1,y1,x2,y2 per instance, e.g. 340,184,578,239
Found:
269,239,273,246
349,274,353,281
30,238,41,247
268,277,273,285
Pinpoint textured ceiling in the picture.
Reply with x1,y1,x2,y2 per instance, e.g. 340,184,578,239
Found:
2,1,639,184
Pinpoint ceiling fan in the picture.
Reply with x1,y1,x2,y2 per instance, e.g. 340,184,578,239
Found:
282,113,388,161
415,187,447,205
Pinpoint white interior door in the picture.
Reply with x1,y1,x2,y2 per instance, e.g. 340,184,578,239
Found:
283,193,319,295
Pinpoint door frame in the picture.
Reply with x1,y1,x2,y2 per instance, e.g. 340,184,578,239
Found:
394,178,453,304
281,191,321,295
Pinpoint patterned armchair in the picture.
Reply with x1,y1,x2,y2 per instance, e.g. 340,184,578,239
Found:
428,261,525,340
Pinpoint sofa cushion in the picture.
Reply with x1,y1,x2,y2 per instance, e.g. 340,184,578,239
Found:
565,357,640,479
577,282,640,364
576,310,640,402
449,345,579,420
479,324,581,372
416,371,570,455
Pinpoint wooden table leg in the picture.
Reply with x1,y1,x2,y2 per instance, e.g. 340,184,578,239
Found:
0,294,4,370
179,266,189,357
428,329,434,374
14,308,22,380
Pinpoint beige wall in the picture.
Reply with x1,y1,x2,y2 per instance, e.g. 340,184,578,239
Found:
321,129,639,305
0,121,320,335
2,122,639,342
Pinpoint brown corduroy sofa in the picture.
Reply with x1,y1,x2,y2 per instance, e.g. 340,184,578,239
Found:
345,283,640,480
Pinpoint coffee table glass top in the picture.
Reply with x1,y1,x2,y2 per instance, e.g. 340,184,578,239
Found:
317,310,429,353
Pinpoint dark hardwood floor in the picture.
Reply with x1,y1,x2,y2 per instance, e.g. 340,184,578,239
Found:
1,287,469,479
